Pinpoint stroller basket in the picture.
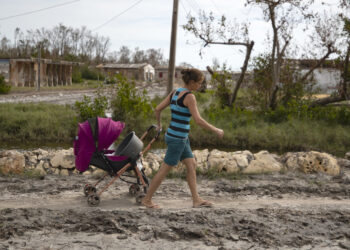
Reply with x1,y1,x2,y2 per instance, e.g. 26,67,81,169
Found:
115,131,143,160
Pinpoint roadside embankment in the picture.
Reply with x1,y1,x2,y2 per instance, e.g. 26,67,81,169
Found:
1,148,349,178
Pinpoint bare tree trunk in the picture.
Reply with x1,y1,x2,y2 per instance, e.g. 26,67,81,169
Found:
268,4,280,110
342,42,350,98
206,66,214,75
269,85,279,110
229,41,254,106
300,46,335,83
207,41,254,107
309,95,345,107
309,43,350,107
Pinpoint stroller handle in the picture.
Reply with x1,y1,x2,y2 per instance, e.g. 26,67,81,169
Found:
147,124,157,132
141,124,162,141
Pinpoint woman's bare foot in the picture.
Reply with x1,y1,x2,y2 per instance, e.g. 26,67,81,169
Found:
193,199,213,208
141,198,161,209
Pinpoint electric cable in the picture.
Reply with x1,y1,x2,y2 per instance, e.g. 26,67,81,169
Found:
180,0,189,16
0,0,80,21
93,0,145,31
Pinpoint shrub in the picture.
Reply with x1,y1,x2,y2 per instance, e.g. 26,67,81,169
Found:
81,65,104,80
74,84,108,122
110,74,154,133
210,65,234,107
72,66,83,83
0,74,11,94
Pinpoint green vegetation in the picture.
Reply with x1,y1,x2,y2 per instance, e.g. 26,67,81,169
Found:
110,74,154,133
1,77,350,157
0,168,45,179
21,169,45,179
74,84,108,122
72,65,105,83
0,103,77,147
0,75,11,94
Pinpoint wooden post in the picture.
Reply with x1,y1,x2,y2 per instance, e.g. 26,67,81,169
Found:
167,0,179,95
37,45,41,91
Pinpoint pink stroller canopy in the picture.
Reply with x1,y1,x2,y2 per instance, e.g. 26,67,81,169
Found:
74,117,125,172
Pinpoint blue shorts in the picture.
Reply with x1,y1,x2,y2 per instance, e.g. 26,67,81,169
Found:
164,134,194,166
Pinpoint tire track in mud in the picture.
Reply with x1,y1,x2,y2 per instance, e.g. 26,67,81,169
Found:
0,173,350,249
0,205,349,249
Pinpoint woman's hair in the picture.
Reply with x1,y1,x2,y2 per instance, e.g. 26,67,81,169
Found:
181,68,204,85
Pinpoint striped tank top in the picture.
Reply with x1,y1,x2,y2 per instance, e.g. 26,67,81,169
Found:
166,88,192,139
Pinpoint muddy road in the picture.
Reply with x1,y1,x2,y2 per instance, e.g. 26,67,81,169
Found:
1,170,349,250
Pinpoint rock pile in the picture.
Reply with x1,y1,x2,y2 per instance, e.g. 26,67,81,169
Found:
0,148,345,177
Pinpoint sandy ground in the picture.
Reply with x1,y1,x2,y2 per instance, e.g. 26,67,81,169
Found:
0,170,350,250
0,89,96,105
0,83,168,105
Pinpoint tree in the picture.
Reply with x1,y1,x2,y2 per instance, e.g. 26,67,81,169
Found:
132,47,147,63
117,46,131,64
246,0,316,109
309,8,350,107
146,48,167,66
183,11,254,107
178,62,193,68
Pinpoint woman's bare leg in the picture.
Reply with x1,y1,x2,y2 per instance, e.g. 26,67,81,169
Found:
141,162,172,208
182,158,213,207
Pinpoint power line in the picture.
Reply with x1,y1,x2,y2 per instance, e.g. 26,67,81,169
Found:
184,0,200,16
190,0,201,13
209,0,223,16
93,0,145,31
0,0,80,21
180,0,189,16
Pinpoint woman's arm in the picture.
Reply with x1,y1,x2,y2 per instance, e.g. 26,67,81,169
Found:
155,91,174,131
184,94,224,138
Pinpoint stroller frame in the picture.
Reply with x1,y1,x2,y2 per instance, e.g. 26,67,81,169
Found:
76,119,160,207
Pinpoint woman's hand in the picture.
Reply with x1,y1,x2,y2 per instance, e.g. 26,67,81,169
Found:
215,128,224,139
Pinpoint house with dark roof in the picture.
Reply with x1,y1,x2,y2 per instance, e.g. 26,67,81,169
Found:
96,63,155,82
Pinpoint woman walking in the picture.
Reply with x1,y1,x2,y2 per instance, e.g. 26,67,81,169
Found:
142,68,224,209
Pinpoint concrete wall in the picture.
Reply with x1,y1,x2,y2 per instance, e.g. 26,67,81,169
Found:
8,59,73,87
301,68,341,94
155,68,185,85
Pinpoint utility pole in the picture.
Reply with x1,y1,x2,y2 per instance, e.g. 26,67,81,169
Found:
167,0,179,95
37,44,41,91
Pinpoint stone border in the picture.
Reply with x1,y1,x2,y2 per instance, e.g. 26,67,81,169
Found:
1,148,348,177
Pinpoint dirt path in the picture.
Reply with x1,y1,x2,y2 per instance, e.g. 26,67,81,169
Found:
0,83,168,105
0,89,96,105
1,171,349,250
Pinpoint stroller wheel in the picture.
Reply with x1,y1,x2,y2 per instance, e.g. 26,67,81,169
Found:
129,184,140,196
87,194,100,207
84,184,97,197
135,193,145,205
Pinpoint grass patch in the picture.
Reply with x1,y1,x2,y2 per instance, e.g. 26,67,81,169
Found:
22,169,45,179
0,103,77,147
1,87,350,157
0,168,44,179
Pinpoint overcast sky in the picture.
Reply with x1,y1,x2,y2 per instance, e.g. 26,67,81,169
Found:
0,0,342,70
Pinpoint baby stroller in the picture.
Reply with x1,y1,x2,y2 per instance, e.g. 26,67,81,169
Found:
74,117,160,207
